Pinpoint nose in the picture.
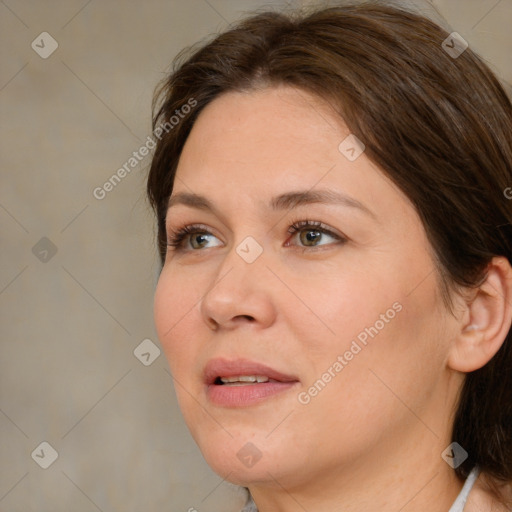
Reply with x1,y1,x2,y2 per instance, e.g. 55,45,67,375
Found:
200,247,277,331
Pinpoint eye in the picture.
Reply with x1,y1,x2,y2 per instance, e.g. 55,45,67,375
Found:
166,220,346,254
286,220,345,248
166,224,222,251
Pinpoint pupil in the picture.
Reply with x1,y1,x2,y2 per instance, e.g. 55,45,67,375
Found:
193,234,207,248
302,230,321,245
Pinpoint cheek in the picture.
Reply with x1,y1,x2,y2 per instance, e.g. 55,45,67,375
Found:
346,281,444,411
292,259,447,412
291,301,445,462
153,269,201,373
283,263,403,361
154,270,208,431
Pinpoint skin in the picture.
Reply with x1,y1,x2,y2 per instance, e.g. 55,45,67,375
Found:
153,85,512,511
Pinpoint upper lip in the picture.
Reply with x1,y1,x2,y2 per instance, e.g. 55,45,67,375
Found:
204,358,299,385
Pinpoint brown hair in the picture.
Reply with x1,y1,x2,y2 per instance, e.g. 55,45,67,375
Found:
147,0,512,502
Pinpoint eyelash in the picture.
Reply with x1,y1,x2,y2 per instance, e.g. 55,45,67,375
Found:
166,219,346,251
286,219,345,248
166,223,213,250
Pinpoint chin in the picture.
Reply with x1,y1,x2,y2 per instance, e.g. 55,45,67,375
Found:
194,429,290,485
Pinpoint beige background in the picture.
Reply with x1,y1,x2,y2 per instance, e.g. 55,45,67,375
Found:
1,1,511,511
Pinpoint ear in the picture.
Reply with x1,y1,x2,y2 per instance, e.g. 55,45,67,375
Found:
448,256,512,373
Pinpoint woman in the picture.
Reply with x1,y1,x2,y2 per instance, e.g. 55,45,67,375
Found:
147,2,512,510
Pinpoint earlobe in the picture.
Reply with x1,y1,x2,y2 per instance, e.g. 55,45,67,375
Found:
448,256,512,373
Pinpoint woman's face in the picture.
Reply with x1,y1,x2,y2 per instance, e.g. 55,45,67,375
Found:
154,86,461,491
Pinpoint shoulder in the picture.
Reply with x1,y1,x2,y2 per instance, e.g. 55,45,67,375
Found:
465,472,512,512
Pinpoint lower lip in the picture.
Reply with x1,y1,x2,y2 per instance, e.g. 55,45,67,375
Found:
207,381,298,407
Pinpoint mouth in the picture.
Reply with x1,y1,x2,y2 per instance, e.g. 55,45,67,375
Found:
215,375,278,386
204,358,300,407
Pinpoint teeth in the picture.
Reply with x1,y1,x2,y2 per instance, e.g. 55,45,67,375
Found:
220,375,270,384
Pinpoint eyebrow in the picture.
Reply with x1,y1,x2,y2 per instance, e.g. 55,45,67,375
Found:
167,189,376,219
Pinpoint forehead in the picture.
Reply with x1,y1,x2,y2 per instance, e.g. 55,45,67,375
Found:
176,86,352,188
172,85,413,224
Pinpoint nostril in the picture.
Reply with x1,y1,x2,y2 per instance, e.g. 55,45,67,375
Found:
237,315,255,321
205,313,256,331
206,317,220,331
